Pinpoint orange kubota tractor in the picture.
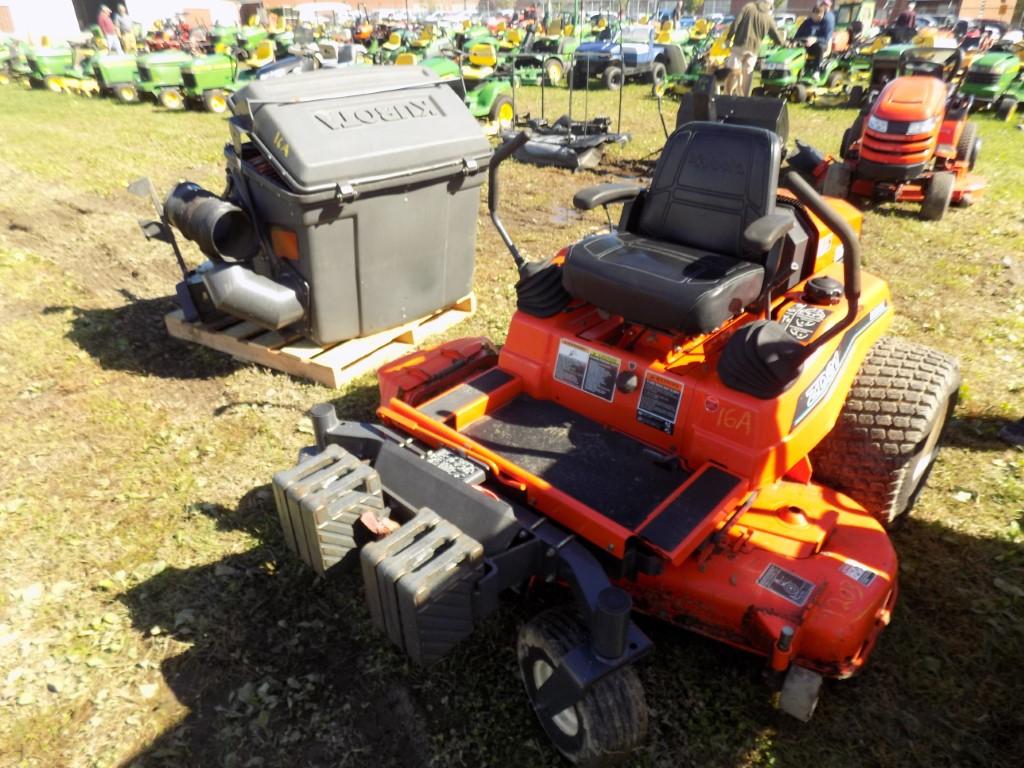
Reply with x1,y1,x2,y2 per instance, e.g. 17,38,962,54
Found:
822,46,985,220
273,99,960,766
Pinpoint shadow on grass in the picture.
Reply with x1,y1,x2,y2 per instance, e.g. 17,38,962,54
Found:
43,291,241,380
945,414,1023,451
118,489,1024,767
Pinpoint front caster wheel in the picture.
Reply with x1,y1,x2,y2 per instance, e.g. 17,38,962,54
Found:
518,609,648,767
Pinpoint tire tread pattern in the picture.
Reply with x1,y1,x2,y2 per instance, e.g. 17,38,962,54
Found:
810,337,960,526
518,609,648,767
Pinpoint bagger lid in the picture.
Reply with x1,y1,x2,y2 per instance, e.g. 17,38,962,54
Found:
231,67,492,195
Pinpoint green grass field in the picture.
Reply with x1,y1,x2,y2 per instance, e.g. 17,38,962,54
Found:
0,81,1021,768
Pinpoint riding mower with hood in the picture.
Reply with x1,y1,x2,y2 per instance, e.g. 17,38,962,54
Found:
416,44,516,132
756,36,843,103
170,39,293,113
135,48,194,108
270,88,960,765
93,51,140,103
822,46,984,221
960,40,1024,121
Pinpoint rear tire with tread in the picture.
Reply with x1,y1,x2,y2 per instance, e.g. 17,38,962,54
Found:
649,61,667,87
518,609,648,767
810,337,960,527
955,121,979,170
839,127,855,160
920,171,954,221
159,87,184,110
995,96,1017,122
603,65,623,91
544,57,564,85
114,84,138,103
203,88,229,113
489,94,514,130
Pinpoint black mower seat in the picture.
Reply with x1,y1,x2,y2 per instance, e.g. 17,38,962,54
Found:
562,121,787,334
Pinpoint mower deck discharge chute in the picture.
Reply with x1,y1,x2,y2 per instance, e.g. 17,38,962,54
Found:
273,96,960,764
138,67,491,346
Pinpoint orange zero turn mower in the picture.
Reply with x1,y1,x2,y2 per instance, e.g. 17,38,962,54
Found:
273,109,960,765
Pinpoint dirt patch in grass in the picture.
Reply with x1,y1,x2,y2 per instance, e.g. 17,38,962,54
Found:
0,83,1021,768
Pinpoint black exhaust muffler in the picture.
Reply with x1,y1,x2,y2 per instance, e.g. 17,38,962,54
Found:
164,182,258,262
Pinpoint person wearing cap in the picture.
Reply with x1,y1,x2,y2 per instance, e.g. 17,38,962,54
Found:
725,0,785,96
97,5,123,53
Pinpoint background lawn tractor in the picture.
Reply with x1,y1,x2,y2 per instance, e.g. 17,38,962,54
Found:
24,41,74,92
756,37,843,103
135,49,194,109
0,34,30,85
823,47,984,221
92,51,140,103
417,45,515,132
571,24,686,91
845,40,912,106
519,19,582,84
170,40,284,113
272,93,960,765
960,41,1024,121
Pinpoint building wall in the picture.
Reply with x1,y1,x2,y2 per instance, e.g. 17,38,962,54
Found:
889,0,1015,21
729,1,819,17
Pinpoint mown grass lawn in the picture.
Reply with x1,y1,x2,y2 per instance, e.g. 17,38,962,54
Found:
0,81,1021,768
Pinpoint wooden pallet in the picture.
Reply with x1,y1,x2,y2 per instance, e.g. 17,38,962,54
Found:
164,294,476,388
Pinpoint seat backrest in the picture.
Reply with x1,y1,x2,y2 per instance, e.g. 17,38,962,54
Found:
637,122,781,260
469,43,497,67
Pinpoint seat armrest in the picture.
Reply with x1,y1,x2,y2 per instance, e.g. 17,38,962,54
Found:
743,212,795,257
572,183,644,211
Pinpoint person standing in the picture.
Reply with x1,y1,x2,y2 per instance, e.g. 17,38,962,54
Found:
114,4,136,53
819,0,836,50
890,1,917,43
725,0,784,96
97,5,123,53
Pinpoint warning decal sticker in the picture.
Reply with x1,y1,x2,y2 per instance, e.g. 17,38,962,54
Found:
839,559,877,587
757,564,815,607
780,303,831,342
637,372,683,434
554,340,620,402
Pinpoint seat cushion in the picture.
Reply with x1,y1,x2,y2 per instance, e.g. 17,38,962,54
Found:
562,232,765,333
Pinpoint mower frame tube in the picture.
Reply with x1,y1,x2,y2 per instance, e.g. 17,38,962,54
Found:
310,410,653,714
782,170,860,354
489,132,530,270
